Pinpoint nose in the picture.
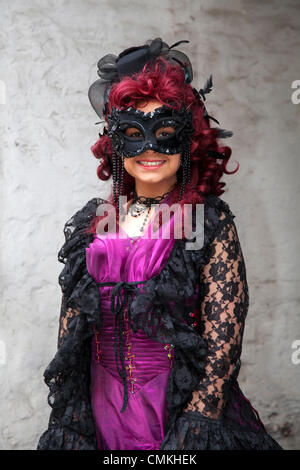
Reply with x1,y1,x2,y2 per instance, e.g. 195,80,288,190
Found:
142,146,164,156
135,149,158,159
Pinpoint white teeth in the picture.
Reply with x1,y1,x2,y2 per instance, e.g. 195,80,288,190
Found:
138,161,165,166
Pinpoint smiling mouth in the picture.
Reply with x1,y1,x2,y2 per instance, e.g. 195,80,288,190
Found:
137,160,167,167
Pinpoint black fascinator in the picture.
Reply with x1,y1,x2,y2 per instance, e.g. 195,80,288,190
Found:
88,38,193,119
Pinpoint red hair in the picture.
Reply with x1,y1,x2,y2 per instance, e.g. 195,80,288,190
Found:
86,57,238,236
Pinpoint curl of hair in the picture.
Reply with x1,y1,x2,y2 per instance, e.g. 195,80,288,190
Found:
87,57,238,236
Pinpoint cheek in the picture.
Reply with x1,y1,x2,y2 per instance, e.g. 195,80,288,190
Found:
169,154,181,171
123,158,136,177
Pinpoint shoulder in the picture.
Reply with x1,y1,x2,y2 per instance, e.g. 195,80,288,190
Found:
58,197,108,263
202,194,236,247
64,197,108,233
204,193,235,220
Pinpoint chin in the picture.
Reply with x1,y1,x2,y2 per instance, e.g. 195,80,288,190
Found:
135,175,166,184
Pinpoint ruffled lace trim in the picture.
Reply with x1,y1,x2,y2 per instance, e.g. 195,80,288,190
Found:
37,424,96,450
160,409,283,450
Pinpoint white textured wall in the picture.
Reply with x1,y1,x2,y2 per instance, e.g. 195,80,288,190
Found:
1,0,299,450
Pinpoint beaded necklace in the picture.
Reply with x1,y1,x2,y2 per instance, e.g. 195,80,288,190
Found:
121,187,174,234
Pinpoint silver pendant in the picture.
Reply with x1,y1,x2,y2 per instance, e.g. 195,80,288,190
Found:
129,202,148,218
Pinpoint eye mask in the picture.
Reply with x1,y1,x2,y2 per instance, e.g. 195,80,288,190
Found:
107,104,194,157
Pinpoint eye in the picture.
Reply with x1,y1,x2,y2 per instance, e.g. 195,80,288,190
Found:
124,127,143,139
156,126,176,138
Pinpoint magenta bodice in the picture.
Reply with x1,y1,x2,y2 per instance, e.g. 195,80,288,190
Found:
85,211,180,450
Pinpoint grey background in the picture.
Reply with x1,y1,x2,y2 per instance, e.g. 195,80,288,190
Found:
0,0,299,450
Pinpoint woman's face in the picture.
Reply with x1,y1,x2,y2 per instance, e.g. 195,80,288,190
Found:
122,99,181,187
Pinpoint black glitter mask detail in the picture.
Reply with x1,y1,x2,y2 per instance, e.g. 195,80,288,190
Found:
106,104,194,158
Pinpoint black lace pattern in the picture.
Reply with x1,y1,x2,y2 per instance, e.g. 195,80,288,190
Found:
37,195,283,450
37,198,103,450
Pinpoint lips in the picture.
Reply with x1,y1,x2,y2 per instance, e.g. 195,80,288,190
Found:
137,159,166,167
137,160,166,163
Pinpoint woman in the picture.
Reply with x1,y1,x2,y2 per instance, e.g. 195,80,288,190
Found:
37,38,283,450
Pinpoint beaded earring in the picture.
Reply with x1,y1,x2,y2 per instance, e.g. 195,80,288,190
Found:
178,142,191,202
112,150,126,215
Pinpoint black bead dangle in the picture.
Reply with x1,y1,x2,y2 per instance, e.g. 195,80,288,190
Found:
112,148,118,205
178,142,191,202
112,148,126,216
116,150,120,202
118,156,125,216
178,156,186,202
185,141,192,186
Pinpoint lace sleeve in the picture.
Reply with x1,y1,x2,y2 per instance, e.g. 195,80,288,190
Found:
182,213,248,418
161,208,283,449
57,293,80,350
37,199,103,450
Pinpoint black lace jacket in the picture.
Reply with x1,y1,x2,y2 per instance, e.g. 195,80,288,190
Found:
36,194,283,450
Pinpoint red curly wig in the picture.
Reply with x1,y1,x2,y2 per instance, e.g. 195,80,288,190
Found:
87,57,238,236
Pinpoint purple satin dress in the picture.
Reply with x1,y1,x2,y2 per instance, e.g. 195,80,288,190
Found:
85,210,179,450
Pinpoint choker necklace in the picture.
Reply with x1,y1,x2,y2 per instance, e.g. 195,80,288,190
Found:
121,188,173,234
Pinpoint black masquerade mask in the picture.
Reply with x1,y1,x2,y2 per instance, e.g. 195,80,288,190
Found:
106,103,194,158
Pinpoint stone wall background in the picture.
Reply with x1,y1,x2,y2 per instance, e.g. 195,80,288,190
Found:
0,0,299,450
